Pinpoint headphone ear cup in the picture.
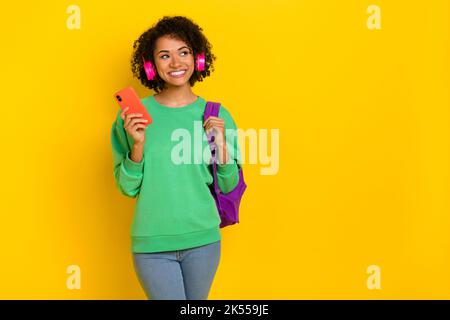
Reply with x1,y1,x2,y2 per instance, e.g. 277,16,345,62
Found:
142,56,156,80
195,52,206,72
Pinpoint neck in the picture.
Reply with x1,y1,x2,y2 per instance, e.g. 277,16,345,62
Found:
155,84,198,107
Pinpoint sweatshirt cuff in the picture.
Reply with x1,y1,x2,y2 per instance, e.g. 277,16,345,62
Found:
216,160,238,176
124,151,144,174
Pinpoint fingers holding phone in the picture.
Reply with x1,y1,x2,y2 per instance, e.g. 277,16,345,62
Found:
121,106,148,145
114,86,152,147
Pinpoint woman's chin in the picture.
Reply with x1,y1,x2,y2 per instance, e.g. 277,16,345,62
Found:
166,79,189,87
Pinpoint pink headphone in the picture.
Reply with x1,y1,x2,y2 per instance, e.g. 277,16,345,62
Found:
142,52,206,81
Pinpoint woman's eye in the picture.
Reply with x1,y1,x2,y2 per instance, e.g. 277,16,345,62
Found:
160,51,190,59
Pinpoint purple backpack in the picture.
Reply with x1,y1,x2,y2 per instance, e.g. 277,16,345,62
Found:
204,101,247,228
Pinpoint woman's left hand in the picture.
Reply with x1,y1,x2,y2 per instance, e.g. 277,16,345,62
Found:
203,116,229,164
203,116,226,146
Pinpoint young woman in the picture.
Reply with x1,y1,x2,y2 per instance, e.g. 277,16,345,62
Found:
110,16,242,300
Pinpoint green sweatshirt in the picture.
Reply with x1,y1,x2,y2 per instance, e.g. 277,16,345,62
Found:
110,95,242,253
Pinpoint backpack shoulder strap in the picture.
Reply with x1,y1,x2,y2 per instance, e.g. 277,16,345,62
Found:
204,101,221,121
204,101,222,193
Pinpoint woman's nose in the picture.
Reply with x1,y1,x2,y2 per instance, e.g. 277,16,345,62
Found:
169,55,182,68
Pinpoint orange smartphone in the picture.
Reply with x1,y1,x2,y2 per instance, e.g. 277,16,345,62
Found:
114,86,153,126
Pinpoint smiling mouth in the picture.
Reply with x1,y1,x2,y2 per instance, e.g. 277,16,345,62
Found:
168,70,187,77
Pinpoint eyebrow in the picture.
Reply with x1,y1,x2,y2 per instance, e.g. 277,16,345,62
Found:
157,46,191,54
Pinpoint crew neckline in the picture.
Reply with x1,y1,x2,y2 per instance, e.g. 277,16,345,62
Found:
150,95,205,112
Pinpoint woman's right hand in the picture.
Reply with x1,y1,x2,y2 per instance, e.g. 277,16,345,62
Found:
120,106,148,145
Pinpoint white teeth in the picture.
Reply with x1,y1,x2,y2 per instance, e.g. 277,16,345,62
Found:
169,70,186,76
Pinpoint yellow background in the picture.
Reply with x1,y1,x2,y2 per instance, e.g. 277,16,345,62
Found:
0,0,449,299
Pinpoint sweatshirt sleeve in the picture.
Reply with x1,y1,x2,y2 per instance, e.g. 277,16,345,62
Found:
215,106,242,194
110,109,145,198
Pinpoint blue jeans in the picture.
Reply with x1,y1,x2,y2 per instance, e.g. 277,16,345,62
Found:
132,240,221,300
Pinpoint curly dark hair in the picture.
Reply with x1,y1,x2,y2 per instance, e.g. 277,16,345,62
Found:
130,16,217,93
